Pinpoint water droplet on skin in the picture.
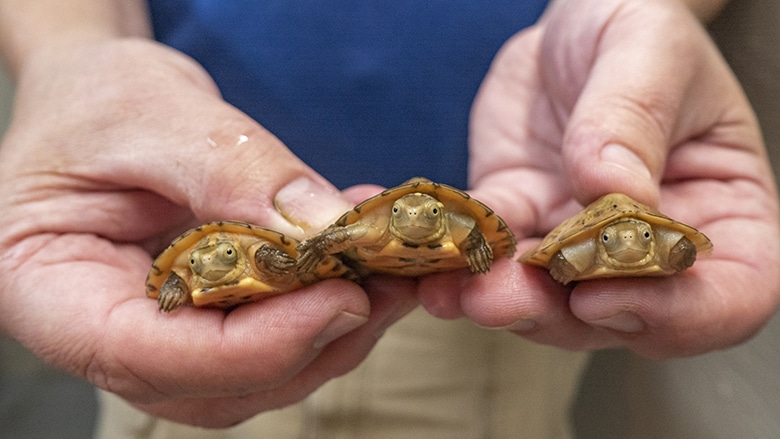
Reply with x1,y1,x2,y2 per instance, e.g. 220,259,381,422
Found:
204,133,251,149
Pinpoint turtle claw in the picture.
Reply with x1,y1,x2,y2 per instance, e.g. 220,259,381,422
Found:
669,236,697,272
464,227,493,274
158,272,189,312
295,240,322,273
297,227,354,273
255,243,296,277
466,245,493,274
548,251,578,285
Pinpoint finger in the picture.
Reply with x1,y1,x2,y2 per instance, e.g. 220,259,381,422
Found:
342,183,386,205
128,275,418,427
417,269,469,320
567,269,764,358
466,27,584,238
419,258,616,351
542,0,745,205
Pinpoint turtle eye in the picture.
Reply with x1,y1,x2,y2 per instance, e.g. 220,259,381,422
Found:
393,206,399,214
188,251,199,266
188,251,203,273
425,201,442,219
638,224,653,241
217,243,238,264
600,227,618,250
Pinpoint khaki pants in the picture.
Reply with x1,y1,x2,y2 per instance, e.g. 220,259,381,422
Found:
96,308,589,439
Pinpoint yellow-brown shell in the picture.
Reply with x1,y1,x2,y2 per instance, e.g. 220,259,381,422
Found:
519,193,712,280
335,178,516,276
146,221,349,309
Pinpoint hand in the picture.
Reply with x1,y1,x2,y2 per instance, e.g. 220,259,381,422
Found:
0,39,416,426
418,0,780,358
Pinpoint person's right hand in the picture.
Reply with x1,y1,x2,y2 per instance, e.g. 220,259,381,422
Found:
0,39,417,427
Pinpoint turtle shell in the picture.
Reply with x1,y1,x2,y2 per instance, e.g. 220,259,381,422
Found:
519,193,712,283
300,178,516,277
146,221,350,311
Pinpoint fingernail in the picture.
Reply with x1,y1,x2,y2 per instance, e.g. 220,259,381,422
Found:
589,311,645,333
313,311,368,349
274,178,353,232
506,319,538,333
476,318,537,332
600,144,652,180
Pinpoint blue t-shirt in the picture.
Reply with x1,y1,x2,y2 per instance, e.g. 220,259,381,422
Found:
148,1,548,189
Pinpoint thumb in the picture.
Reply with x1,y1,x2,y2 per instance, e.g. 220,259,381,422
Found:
543,0,712,206
141,114,352,239
107,49,354,239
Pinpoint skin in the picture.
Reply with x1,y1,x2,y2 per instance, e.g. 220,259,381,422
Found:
685,0,731,21
390,194,446,244
599,219,655,265
189,238,245,285
0,0,770,429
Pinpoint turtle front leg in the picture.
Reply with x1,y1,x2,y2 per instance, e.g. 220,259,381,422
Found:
297,224,371,273
158,272,191,312
254,243,297,282
548,251,579,285
668,236,697,272
463,227,493,274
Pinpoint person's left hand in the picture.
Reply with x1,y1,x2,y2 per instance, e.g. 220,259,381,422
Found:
416,0,780,358
0,39,417,427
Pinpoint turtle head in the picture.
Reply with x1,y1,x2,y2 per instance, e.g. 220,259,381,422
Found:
389,193,446,244
598,219,655,267
189,240,245,284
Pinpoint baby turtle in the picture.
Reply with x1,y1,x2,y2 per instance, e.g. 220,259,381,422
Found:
519,193,713,284
146,221,350,312
296,178,516,277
